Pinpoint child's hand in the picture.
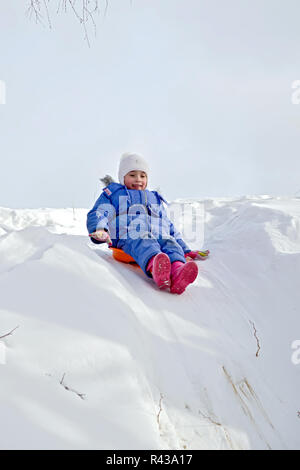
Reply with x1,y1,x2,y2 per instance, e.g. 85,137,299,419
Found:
185,250,210,260
90,230,112,245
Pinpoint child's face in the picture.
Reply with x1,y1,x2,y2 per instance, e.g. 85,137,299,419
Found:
124,170,147,190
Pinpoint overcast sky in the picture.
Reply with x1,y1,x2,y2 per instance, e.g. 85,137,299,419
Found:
1,0,300,208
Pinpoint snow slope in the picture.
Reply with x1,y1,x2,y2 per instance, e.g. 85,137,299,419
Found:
0,197,299,450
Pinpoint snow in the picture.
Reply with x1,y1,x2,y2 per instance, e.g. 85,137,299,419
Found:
0,197,300,450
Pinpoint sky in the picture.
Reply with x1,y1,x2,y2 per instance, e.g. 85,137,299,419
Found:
1,0,300,208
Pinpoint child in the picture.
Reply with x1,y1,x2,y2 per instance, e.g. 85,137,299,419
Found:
87,153,205,294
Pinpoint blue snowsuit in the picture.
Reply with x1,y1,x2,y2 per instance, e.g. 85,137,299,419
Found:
87,183,190,276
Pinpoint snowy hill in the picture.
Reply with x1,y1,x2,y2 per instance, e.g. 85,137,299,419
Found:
0,196,300,450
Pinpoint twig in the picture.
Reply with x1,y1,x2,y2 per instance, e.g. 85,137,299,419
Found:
27,0,101,44
156,393,164,426
60,373,86,400
27,1,43,23
0,326,19,340
198,409,221,426
68,0,83,23
249,320,261,357
43,0,52,28
104,0,109,17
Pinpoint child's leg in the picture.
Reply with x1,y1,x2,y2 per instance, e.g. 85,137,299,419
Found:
158,238,186,264
118,236,171,289
170,261,198,295
158,238,198,294
117,236,165,277
146,253,171,289
118,236,198,293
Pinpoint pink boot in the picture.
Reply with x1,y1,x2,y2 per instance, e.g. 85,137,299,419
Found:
147,253,171,289
170,261,198,294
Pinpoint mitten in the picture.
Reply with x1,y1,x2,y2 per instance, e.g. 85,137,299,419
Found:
185,250,210,260
89,229,112,245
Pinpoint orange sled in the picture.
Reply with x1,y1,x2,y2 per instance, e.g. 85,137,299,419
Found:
109,247,209,265
109,247,137,264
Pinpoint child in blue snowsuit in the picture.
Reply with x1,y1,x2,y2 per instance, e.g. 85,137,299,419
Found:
87,153,203,294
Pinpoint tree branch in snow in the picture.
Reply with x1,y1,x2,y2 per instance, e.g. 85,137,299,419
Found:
198,409,221,427
60,373,86,400
156,393,164,427
0,326,19,340
249,320,261,357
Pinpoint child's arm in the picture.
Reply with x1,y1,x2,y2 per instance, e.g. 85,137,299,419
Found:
169,222,191,254
169,220,209,259
89,229,112,245
87,191,114,244
157,197,191,253
185,250,210,260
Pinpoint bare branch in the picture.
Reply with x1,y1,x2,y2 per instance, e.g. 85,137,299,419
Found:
60,373,86,400
26,0,104,45
67,0,83,23
27,1,43,24
104,0,109,17
156,393,164,426
249,320,261,357
43,0,52,28
0,326,19,340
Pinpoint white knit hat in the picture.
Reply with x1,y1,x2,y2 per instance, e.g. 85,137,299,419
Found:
118,152,149,185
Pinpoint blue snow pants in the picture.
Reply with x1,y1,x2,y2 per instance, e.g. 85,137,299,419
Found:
117,235,186,277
